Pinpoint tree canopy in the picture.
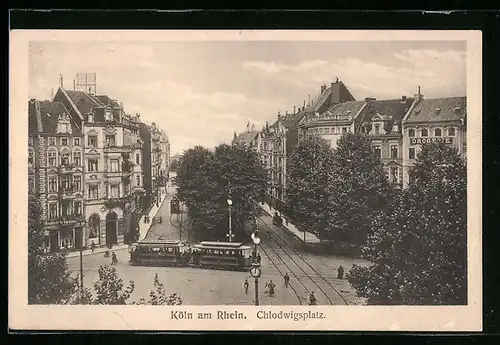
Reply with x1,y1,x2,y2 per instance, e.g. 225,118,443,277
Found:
175,143,267,241
348,142,467,305
325,132,392,245
28,196,74,304
286,135,335,240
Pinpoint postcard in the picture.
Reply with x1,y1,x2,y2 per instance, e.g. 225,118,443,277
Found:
9,29,482,331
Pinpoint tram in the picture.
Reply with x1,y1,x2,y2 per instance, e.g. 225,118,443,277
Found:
129,240,253,271
191,241,253,271
129,239,189,266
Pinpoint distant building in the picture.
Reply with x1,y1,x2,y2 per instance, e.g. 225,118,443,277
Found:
54,87,144,247
402,94,466,188
28,99,86,252
261,79,355,211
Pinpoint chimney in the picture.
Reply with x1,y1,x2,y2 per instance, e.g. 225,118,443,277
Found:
73,79,75,91
294,106,296,114
277,111,281,120
414,86,424,103
234,131,237,139
59,74,64,88
303,100,306,107
285,110,288,116
365,97,376,102
321,85,326,94
401,95,407,103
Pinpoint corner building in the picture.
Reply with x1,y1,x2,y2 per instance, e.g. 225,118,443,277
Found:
28,99,86,252
402,95,466,188
54,87,145,248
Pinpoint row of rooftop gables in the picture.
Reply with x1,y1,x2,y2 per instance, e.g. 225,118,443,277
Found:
234,80,466,145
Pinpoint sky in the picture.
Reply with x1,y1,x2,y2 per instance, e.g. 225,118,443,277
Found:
29,40,466,155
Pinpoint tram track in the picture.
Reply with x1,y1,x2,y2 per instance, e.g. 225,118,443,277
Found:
257,217,349,306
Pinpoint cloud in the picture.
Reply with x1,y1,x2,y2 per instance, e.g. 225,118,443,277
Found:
242,49,465,100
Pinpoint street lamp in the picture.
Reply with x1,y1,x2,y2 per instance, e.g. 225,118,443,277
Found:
250,231,262,306
226,198,234,242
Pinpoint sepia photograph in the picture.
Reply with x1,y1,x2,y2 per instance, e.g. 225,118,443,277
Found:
10,30,482,331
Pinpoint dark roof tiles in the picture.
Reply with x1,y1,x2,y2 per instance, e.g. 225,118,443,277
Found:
405,97,466,123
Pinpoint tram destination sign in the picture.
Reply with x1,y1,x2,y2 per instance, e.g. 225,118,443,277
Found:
410,137,453,145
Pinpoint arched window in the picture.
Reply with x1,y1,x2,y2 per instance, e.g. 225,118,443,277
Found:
448,127,456,136
47,149,57,167
421,129,429,137
60,149,70,166
408,129,415,137
73,149,82,166
435,128,442,137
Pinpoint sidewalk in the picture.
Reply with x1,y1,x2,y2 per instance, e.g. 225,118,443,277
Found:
258,202,320,244
138,191,169,240
66,243,129,258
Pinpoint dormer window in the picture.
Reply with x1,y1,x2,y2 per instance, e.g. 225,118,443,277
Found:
88,113,94,123
60,123,70,133
374,124,380,135
105,111,112,122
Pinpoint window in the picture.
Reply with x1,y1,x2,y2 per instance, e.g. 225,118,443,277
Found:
435,128,442,137
60,228,73,249
73,175,81,191
105,135,116,147
74,138,80,146
28,149,34,165
60,175,70,190
29,176,35,194
110,184,120,198
448,127,456,136
390,145,398,159
88,185,99,199
48,176,57,192
409,148,416,159
110,159,119,172
105,111,112,122
421,129,429,137
61,137,69,146
136,153,140,164
60,124,70,134
60,150,70,165
48,137,56,146
408,129,415,137
48,203,58,219
88,159,98,172
390,167,399,183
73,150,82,166
373,145,381,158
342,127,347,133
374,125,380,135
48,150,57,167
88,135,98,147
29,137,34,146
136,175,141,186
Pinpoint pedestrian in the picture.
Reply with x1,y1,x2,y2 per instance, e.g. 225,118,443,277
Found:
268,280,275,297
90,240,96,252
111,252,118,265
244,279,249,294
284,273,290,288
309,291,317,306
337,265,344,280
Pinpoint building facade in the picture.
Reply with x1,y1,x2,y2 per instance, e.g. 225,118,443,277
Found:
402,95,467,188
54,87,145,248
28,99,86,252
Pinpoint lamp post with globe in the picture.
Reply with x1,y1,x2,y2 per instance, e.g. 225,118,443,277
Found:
226,197,234,242
250,230,262,306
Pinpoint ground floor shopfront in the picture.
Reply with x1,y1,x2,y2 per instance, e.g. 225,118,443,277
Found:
43,223,86,253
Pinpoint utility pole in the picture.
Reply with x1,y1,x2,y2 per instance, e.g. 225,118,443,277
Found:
79,227,84,303
250,231,262,306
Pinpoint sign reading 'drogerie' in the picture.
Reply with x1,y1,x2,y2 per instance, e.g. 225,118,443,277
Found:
410,137,453,145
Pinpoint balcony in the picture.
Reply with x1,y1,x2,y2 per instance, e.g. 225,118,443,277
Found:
45,214,85,227
58,164,76,174
103,144,131,153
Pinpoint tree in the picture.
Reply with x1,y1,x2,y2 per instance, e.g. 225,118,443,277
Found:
348,142,467,305
325,132,392,246
132,273,183,305
28,196,74,304
93,265,136,305
65,268,183,305
175,143,267,241
286,135,335,240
